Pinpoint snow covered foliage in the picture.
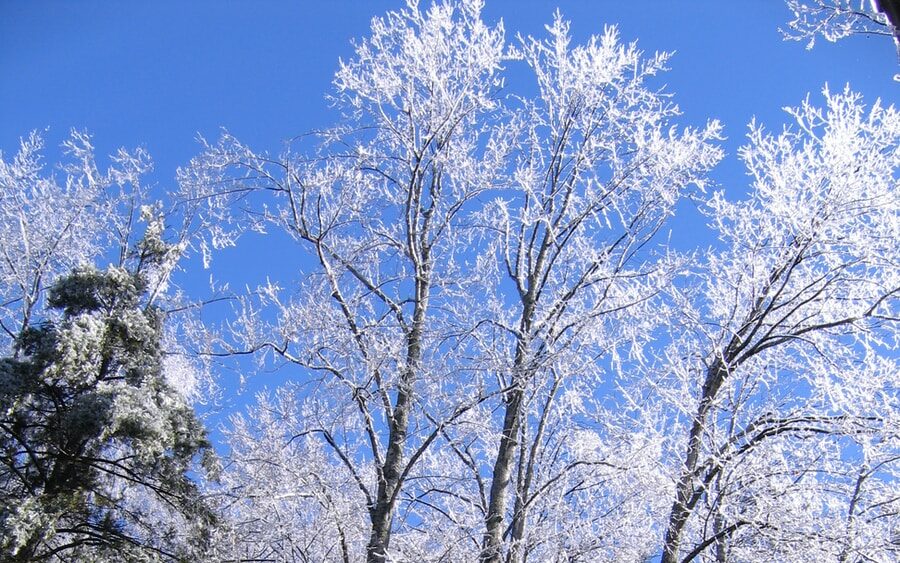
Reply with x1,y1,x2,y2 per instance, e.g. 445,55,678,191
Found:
3,1,890,562
0,130,153,352
783,0,900,76
177,1,723,561
209,386,369,562
784,1,898,45
179,1,900,561
0,218,215,560
656,87,900,562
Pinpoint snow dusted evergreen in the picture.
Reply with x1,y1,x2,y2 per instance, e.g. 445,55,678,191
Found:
0,248,215,560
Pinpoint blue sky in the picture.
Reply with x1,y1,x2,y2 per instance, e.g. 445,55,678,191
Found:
2,0,896,174
3,0,895,285
1,0,897,418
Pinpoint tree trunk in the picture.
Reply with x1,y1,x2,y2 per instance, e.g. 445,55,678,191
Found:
662,412,707,563
481,386,524,563
662,361,726,563
366,385,410,563
507,376,558,563
366,267,429,563
713,511,728,563
481,303,533,563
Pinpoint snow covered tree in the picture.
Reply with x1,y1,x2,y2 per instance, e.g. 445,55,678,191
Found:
182,2,507,560
657,87,900,562
466,17,720,562
783,0,900,68
0,219,216,562
182,2,718,561
0,130,153,352
179,2,897,562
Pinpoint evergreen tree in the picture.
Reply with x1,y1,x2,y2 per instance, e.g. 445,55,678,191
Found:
0,229,215,562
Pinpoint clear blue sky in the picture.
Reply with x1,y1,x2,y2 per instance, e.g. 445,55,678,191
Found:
3,0,895,280
2,0,896,175
1,0,897,417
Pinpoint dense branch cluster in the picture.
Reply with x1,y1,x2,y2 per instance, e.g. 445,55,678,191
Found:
784,0,900,76
177,2,898,562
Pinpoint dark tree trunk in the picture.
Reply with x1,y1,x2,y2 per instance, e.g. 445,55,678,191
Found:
481,299,534,563
366,265,429,563
662,361,726,563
